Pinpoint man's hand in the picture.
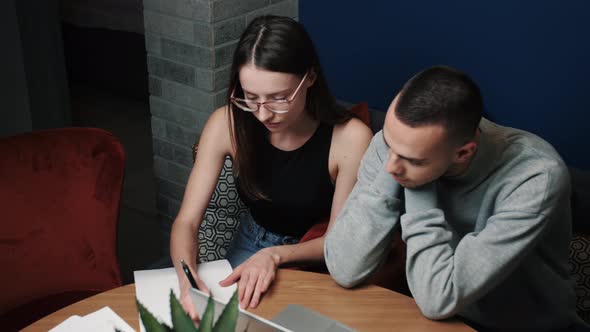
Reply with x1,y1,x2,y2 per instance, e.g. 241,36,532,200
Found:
404,181,438,213
179,273,210,322
372,164,402,198
219,248,280,309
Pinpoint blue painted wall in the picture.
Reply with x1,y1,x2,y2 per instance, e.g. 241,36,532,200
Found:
300,1,590,168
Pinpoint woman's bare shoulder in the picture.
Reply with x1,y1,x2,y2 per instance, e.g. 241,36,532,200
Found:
207,106,231,127
199,106,233,155
333,117,373,146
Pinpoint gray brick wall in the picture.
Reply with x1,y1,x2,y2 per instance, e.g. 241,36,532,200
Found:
143,0,299,224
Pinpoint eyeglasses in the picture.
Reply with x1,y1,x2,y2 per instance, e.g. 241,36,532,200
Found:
230,71,309,114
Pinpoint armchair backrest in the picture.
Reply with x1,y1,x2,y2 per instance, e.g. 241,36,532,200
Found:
0,128,125,320
192,143,248,262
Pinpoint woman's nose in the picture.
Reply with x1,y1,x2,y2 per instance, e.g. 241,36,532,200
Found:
256,105,274,122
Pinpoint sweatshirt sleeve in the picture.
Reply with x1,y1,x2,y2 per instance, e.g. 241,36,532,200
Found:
401,165,571,320
324,131,403,288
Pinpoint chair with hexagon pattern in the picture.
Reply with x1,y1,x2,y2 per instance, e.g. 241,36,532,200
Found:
191,144,248,263
568,167,590,323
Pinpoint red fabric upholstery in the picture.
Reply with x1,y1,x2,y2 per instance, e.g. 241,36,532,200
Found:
0,128,125,330
348,102,371,126
299,222,328,243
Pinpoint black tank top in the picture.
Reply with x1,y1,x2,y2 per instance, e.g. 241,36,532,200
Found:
237,123,335,238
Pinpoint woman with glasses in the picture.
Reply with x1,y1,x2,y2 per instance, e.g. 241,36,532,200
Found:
170,15,372,318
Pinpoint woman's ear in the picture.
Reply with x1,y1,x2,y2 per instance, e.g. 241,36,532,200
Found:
306,69,317,87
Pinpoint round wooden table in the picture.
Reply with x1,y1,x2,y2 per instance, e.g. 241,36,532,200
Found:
24,269,474,331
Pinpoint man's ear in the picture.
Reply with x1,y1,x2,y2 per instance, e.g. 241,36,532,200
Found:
454,141,478,163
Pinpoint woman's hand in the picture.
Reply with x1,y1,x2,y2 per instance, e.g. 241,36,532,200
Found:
179,273,210,322
219,248,280,309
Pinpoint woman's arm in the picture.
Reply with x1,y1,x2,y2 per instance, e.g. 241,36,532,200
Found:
220,118,373,309
170,106,232,319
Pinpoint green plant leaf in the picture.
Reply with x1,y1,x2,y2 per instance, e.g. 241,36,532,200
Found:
198,296,216,332
169,289,199,332
136,299,172,332
212,290,239,332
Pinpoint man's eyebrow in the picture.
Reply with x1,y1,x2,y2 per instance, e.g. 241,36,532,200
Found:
401,155,426,163
381,131,426,163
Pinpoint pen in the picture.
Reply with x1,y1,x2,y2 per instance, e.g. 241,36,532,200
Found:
180,259,198,289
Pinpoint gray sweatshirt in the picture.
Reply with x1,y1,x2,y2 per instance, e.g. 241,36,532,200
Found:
325,118,584,331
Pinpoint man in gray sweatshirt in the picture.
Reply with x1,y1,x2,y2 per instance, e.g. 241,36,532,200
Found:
324,66,586,331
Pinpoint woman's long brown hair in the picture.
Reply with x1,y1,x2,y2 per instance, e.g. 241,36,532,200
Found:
227,16,354,200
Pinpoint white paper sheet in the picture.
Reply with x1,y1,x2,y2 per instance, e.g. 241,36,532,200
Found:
195,259,236,304
49,315,84,332
86,307,136,332
49,307,135,332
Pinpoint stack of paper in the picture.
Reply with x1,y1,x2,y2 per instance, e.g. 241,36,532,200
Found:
49,306,135,332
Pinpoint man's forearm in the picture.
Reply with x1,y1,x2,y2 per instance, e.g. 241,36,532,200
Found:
325,170,402,287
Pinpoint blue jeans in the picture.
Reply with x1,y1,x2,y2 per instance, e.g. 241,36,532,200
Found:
225,213,300,268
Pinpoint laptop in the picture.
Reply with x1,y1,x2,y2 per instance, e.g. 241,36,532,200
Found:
189,288,355,332
189,287,291,331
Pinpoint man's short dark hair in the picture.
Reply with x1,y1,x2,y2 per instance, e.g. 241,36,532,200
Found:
395,65,483,144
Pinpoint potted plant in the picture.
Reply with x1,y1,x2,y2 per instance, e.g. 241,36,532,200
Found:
134,290,239,332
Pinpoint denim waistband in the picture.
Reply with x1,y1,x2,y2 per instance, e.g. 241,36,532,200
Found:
240,213,300,246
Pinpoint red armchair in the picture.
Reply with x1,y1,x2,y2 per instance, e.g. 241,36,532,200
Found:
0,128,125,330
